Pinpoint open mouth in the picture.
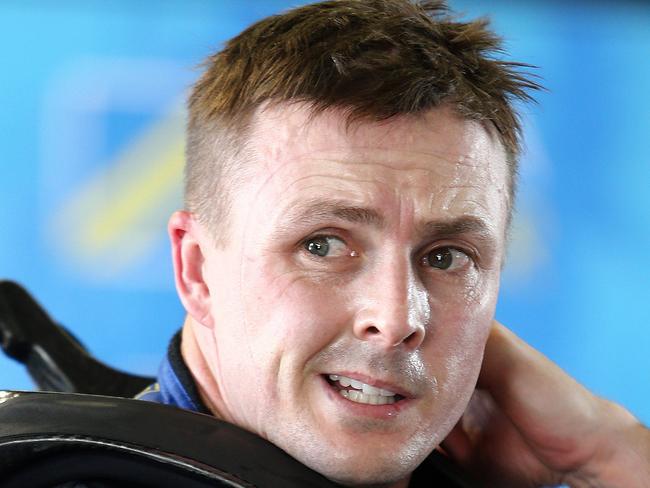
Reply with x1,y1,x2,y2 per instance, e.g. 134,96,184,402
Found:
324,374,406,405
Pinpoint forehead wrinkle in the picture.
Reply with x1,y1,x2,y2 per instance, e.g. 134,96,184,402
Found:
277,173,382,193
261,147,478,191
294,152,477,174
272,140,477,167
456,199,501,223
445,183,490,190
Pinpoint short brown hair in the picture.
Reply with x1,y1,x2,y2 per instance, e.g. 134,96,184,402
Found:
185,0,540,239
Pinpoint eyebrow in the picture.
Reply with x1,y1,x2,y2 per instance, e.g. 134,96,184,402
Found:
419,216,499,254
418,217,494,241
279,198,498,248
280,199,385,231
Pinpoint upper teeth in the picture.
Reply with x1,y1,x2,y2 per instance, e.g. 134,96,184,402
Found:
328,374,397,397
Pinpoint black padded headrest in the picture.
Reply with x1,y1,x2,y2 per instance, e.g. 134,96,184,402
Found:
0,391,340,487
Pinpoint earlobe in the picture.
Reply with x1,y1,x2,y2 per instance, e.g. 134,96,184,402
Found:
168,211,215,328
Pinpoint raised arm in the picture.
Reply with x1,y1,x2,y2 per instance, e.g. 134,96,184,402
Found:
443,321,650,487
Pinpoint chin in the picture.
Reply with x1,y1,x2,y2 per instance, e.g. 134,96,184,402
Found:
277,430,433,488
306,451,419,487
323,466,411,487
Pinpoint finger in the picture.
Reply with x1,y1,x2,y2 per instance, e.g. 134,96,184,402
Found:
479,321,591,413
441,389,501,465
441,420,472,464
478,320,601,469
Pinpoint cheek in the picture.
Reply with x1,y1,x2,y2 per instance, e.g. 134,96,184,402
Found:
426,270,499,390
428,264,499,329
239,261,354,360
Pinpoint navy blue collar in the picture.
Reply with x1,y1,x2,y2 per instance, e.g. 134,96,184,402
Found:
135,330,210,415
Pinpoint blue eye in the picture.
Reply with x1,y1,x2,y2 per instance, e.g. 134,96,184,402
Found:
305,237,330,257
423,247,470,271
303,236,348,257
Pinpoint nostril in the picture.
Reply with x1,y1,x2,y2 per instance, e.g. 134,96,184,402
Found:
404,330,420,346
366,326,380,335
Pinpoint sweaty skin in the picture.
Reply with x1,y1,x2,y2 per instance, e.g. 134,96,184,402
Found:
170,103,510,487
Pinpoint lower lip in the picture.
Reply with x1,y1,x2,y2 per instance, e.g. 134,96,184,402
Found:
319,375,412,419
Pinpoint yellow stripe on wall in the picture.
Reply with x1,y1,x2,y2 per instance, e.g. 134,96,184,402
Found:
49,106,185,279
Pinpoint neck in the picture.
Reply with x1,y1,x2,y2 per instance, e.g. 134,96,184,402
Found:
181,315,414,488
180,316,231,422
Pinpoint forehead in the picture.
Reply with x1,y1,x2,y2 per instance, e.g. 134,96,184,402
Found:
241,102,509,232
251,102,505,174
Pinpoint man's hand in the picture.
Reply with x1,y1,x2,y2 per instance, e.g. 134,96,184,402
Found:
442,321,650,487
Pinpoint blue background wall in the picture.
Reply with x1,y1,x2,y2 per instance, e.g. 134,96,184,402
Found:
1,1,649,423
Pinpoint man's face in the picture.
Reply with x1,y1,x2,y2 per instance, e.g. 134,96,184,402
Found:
198,103,509,486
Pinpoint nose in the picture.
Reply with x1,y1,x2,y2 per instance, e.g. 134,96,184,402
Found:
352,258,429,350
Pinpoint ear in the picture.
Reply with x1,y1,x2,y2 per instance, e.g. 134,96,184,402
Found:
168,210,215,328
